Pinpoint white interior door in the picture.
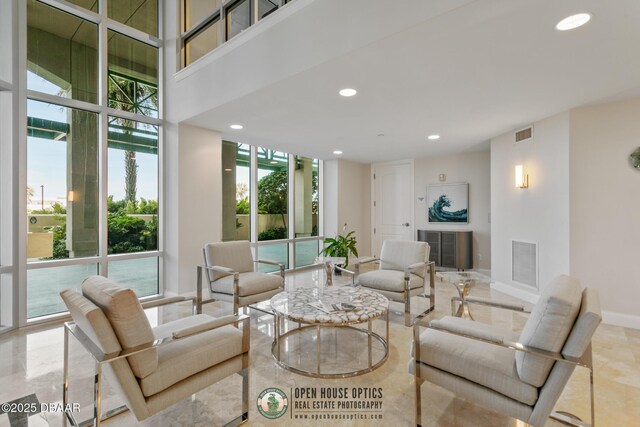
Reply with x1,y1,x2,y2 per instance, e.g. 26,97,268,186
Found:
372,161,414,256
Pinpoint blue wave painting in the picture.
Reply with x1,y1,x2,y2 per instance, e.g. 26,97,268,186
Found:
428,194,468,223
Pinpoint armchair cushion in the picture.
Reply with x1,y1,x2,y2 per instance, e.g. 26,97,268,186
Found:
60,289,122,355
82,276,158,379
415,316,538,405
141,315,243,397
516,275,582,387
204,241,255,282
210,271,283,297
562,288,601,358
379,240,429,278
358,270,423,292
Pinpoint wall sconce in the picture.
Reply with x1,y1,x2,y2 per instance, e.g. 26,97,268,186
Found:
515,165,528,188
67,190,75,202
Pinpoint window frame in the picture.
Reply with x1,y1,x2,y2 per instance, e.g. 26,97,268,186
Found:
20,0,164,325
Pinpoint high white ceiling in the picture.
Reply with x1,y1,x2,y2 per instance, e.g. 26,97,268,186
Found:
183,0,640,163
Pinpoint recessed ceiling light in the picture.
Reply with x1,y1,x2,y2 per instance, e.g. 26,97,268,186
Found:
555,13,591,31
230,124,243,130
333,150,343,155
427,134,440,140
339,88,357,97
224,168,232,172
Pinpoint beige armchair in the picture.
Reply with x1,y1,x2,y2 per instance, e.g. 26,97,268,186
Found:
355,240,435,326
199,241,285,314
60,276,249,427
411,275,601,427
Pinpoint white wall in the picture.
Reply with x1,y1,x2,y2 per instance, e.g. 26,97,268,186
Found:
490,112,571,301
570,98,640,328
164,124,222,295
338,160,371,256
323,159,371,257
414,151,491,270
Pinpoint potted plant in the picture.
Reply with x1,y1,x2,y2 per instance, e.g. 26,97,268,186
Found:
320,226,358,270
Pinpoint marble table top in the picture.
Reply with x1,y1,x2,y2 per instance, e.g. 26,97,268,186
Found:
270,286,388,325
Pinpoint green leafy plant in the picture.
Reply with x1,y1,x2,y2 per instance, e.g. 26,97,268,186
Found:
320,230,358,268
258,227,287,241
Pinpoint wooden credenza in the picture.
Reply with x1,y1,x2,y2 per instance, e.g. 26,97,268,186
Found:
417,230,472,270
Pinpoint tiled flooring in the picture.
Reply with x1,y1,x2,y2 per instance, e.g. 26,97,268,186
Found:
1,268,639,426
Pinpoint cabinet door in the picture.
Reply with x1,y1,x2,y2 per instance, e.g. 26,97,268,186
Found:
425,231,441,265
441,232,456,268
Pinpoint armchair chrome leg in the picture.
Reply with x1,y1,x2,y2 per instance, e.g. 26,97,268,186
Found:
63,326,70,427
94,362,102,427
413,325,422,427
428,262,436,311
196,266,203,314
404,280,412,327
549,411,590,427
549,346,595,427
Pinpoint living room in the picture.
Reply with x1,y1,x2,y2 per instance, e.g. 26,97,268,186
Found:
1,0,639,426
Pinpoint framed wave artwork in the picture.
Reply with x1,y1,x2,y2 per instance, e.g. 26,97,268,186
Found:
427,183,469,223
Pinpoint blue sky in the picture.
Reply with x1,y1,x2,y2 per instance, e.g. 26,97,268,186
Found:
27,72,158,205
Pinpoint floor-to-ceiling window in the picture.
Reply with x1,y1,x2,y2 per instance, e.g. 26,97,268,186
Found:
0,0,15,334
293,156,319,267
222,142,322,272
25,0,162,320
257,148,289,272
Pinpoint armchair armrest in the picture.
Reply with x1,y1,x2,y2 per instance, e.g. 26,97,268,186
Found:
429,318,505,344
405,261,427,279
414,318,589,368
256,259,285,278
353,256,377,266
462,296,529,313
351,256,377,285
65,314,250,364
141,296,196,310
209,265,238,275
171,314,238,338
196,265,240,314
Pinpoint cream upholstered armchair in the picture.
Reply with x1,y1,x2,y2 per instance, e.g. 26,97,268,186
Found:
410,275,601,427
199,241,285,314
354,240,435,326
60,276,249,427
196,240,284,313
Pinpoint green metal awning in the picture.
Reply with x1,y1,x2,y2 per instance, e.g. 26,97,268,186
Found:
27,117,158,155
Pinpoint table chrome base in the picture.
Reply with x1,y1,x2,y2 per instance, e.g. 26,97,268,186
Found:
271,321,389,379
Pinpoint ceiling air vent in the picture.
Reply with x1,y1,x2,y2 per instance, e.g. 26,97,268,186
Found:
514,125,534,144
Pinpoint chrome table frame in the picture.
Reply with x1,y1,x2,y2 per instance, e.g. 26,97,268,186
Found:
63,297,249,427
271,295,390,379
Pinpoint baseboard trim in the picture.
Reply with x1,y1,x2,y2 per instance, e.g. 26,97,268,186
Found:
490,281,539,305
602,310,640,330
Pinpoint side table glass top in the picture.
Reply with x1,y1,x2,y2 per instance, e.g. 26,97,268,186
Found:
270,286,388,325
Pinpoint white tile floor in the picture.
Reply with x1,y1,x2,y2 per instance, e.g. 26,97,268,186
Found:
1,267,639,426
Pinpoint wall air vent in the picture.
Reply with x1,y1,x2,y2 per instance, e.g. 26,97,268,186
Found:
514,125,534,144
511,240,537,289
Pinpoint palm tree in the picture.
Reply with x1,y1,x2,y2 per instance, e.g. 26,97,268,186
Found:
107,72,158,207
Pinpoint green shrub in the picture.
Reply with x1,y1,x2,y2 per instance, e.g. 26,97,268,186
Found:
236,198,249,214
108,212,149,253
258,227,287,241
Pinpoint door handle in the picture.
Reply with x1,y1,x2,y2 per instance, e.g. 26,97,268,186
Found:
402,222,410,227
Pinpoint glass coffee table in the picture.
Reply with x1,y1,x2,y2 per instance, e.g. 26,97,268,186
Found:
270,286,389,378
